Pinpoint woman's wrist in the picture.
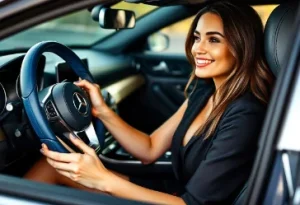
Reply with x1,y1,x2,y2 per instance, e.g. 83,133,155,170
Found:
95,104,112,120
96,170,117,194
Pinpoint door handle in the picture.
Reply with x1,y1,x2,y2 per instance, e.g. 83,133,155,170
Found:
152,61,169,73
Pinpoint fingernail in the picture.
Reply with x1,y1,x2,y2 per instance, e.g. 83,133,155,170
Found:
70,134,77,140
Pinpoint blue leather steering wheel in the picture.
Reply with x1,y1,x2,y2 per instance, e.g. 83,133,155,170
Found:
20,41,105,153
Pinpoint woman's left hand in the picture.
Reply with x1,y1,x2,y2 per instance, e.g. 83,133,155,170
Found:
41,134,110,191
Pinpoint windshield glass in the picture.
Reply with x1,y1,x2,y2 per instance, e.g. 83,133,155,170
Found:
0,2,156,52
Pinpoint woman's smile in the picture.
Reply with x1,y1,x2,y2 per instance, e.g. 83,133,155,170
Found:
195,58,215,68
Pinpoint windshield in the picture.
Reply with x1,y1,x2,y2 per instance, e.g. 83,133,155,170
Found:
0,2,156,52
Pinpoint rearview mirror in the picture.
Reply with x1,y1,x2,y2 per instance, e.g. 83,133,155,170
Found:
99,8,136,29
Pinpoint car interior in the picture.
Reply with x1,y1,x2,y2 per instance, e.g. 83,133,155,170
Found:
0,0,299,204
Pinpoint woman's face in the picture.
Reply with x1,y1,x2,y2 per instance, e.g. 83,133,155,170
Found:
191,12,236,87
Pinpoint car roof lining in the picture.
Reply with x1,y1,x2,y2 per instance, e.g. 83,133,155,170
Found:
124,0,285,6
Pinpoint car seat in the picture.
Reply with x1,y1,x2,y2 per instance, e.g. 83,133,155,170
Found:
233,1,299,204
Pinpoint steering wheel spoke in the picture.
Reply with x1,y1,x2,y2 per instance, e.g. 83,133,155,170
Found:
79,122,101,153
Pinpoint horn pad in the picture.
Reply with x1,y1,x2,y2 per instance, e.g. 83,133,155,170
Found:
52,82,92,131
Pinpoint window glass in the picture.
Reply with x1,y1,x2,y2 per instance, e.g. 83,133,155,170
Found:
152,5,278,54
0,2,157,52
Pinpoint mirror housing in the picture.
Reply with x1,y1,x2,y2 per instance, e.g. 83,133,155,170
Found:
147,33,170,52
98,7,136,29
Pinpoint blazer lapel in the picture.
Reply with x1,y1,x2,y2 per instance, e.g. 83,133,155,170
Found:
171,83,214,182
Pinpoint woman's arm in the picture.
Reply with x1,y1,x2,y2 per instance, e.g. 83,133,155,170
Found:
98,101,187,164
75,80,188,164
42,136,186,205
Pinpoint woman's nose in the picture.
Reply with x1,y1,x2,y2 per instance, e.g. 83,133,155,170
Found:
192,41,207,55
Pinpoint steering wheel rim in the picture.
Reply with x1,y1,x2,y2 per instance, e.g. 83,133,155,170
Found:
20,41,106,153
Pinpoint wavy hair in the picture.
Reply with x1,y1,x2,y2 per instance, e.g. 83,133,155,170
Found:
185,1,274,139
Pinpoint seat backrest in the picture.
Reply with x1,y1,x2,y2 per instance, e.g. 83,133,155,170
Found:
233,1,299,204
264,0,298,77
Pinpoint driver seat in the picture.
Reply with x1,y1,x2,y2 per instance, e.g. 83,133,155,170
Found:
232,1,299,204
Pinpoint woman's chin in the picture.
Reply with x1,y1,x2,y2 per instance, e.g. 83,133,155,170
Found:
195,70,212,79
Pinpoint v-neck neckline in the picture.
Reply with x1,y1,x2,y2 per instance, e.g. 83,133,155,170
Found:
181,85,215,148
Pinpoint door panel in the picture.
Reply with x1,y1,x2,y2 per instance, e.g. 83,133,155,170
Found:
134,54,192,127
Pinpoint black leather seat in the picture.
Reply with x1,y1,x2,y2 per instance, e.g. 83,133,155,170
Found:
264,1,298,77
233,1,299,204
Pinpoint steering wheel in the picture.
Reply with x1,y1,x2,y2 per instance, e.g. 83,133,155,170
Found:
20,41,106,153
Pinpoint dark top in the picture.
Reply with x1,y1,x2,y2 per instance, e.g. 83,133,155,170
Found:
171,83,266,205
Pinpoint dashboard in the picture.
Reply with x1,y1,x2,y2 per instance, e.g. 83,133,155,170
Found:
0,55,45,120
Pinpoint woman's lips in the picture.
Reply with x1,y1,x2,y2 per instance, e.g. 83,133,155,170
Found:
195,59,214,68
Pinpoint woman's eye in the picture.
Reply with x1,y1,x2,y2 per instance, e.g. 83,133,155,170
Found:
209,37,220,43
194,35,200,41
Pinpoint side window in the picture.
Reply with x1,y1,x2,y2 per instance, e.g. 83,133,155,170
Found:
147,5,278,54
147,17,193,54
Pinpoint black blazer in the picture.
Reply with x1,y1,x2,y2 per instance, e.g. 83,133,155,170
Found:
171,84,266,205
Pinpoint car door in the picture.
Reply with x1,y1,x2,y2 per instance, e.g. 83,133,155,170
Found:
245,2,300,204
130,18,194,133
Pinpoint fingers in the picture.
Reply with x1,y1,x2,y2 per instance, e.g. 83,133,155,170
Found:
46,158,76,172
69,134,95,156
74,79,100,92
41,143,82,163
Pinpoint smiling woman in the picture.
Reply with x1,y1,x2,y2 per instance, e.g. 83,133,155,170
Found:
24,1,275,205
0,0,297,204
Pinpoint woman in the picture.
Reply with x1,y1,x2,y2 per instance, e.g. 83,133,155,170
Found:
26,1,274,204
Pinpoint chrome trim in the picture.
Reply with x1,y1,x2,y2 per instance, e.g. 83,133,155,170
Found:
152,61,169,72
99,154,172,165
101,141,118,155
277,72,300,151
104,134,113,143
72,92,88,115
282,153,294,197
15,74,21,99
0,82,7,115
58,119,101,153
81,122,100,151
41,85,54,105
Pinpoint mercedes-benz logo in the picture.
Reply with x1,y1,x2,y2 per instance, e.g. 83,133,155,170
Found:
73,92,88,115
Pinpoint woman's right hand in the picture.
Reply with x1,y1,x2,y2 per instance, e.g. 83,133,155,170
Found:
74,80,109,119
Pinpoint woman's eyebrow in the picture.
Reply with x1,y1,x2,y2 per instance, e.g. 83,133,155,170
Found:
206,31,224,38
194,30,200,35
194,30,224,38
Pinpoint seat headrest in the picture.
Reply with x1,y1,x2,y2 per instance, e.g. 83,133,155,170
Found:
264,1,299,77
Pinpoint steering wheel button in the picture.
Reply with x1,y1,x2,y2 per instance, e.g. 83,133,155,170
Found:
45,101,58,118
50,112,57,117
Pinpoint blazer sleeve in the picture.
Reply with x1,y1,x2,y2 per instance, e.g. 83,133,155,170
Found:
181,100,266,205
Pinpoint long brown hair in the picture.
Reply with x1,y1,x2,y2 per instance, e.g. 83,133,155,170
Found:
185,1,274,139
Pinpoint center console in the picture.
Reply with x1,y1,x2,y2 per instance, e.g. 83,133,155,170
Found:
99,91,173,177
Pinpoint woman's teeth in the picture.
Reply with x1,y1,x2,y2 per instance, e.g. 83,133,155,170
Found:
197,59,213,64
